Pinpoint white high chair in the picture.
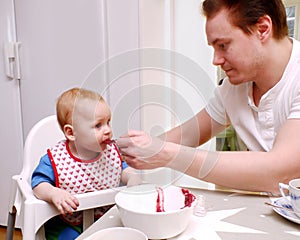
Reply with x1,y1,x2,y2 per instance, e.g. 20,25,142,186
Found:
6,115,124,240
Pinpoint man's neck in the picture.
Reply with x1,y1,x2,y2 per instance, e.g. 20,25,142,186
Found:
253,37,293,98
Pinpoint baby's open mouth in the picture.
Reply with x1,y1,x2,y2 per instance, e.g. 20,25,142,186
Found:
102,139,115,144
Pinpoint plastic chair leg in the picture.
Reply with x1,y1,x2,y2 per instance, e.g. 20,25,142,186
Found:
83,209,94,231
6,208,16,240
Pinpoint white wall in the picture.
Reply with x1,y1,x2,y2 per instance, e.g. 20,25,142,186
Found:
138,0,217,187
140,0,216,138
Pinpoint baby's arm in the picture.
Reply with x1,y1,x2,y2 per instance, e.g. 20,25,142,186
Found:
33,182,79,215
121,167,142,187
31,153,79,214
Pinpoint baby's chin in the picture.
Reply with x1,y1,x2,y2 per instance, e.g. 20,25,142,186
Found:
99,142,110,151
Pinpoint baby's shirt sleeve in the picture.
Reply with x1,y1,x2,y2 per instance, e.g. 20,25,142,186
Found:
114,142,128,170
31,153,55,189
122,160,128,170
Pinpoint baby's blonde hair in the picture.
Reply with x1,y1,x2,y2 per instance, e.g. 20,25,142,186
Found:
56,87,104,130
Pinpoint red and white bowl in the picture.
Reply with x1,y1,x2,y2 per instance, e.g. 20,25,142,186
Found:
115,184,196,239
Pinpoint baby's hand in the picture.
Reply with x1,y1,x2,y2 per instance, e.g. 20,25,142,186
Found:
51,188,79,215
122,167,142,187
126,173,143,187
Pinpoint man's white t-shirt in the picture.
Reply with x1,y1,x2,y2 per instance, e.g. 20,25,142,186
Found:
206,38,300,151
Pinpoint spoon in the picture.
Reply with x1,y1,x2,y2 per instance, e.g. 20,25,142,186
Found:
264,201,298,214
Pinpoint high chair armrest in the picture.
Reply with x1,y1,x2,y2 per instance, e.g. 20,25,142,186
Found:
75,186,126,231
8,174,38,214
14,175,36,201
10,173,126,235
75,186,126,211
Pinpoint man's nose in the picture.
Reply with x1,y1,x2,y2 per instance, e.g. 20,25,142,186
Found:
212,52,225,66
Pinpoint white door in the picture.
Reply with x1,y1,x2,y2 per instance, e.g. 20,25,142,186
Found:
0,0,23,226
14,0,108,136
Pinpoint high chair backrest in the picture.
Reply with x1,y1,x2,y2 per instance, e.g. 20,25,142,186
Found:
6,114,123,240
21,115,65,183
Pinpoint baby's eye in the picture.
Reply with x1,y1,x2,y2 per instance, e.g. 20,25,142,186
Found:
218,43,226,50
95,123,102,128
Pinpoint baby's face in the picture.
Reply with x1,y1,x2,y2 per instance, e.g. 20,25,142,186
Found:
72,99,113,156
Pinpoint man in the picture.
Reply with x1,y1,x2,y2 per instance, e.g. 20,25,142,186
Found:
117,0,300,194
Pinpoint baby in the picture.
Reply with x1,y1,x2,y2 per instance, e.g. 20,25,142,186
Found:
31,87,140,239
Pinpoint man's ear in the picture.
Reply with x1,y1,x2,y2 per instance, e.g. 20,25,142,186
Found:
256,15,272,42
63,124,75,141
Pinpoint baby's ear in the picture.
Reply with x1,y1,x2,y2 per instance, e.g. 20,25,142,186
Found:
63,124,75,141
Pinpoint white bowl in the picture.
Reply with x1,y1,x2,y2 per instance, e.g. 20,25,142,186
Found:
115,184,196,239
85,227,147,240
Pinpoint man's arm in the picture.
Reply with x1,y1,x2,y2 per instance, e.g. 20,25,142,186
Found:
160,109,226,147
118,119,300,194
169,119,300,193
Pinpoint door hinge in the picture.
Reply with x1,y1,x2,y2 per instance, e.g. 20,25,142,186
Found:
3,42,21,80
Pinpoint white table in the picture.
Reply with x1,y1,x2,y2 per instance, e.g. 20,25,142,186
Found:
76,188,300,240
